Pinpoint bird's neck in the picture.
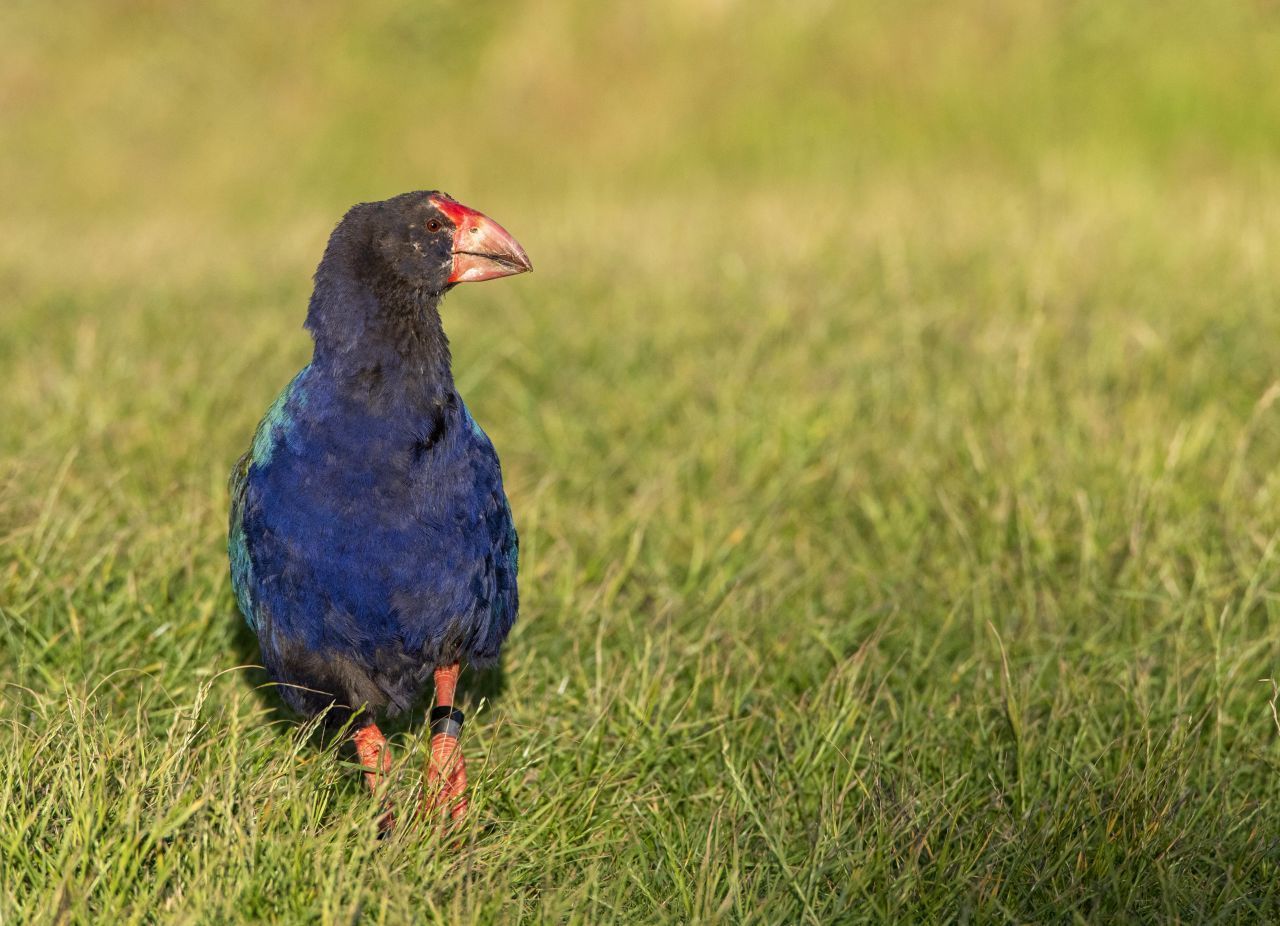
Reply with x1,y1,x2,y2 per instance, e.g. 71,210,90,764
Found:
306,270,456,411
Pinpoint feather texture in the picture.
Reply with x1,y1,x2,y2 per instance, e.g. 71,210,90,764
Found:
229,365,518,720
226,192,521,724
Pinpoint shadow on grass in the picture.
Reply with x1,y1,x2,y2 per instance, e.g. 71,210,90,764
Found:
228,608,295,726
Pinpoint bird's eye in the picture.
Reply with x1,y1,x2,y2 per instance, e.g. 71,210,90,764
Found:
427,219,441,232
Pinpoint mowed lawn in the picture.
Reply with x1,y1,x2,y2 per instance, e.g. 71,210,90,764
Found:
4,2,1280,923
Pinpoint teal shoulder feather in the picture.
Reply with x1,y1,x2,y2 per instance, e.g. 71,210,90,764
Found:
228,450,255,627
227,366,311,631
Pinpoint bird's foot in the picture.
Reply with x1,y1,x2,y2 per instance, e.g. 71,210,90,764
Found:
422,718,468,822
354,723,397,834
418,664,468,825
354,723,392,788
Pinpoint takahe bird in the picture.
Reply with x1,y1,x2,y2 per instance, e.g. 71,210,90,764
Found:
228,191,530,822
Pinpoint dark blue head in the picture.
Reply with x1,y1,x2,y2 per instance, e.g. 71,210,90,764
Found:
305,191,531,372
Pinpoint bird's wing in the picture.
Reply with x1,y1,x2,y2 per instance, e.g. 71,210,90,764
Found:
489,484,520,636
227,449,257,629
500,492,519,585
227,365,312,633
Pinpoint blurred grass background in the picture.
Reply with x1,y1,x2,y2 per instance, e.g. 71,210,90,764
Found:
4,0,1280,922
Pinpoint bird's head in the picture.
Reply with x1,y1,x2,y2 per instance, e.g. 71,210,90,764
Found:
307,191,532,367
334,190,532,295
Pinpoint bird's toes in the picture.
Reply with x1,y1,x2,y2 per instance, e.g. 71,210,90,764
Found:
421,733,468,822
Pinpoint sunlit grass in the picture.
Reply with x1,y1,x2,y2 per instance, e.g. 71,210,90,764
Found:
3,1,1280,922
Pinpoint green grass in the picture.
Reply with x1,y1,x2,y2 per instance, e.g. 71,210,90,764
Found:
4,1,1280,922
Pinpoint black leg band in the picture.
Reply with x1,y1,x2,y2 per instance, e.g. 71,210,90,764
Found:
429,706,464,739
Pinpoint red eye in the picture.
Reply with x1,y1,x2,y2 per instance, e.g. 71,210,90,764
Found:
427,219,441,232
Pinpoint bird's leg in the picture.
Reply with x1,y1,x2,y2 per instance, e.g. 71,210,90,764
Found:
353,723,395,832
354,723,392,790
424,663,468,821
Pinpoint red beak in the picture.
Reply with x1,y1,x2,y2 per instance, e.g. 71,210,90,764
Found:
429,194,533,284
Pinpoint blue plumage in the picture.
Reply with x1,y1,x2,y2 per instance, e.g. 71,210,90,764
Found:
228,191,528,725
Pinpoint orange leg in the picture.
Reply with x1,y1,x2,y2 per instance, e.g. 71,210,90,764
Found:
354,723,392,790
424,663,468,821
353,723,395,832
